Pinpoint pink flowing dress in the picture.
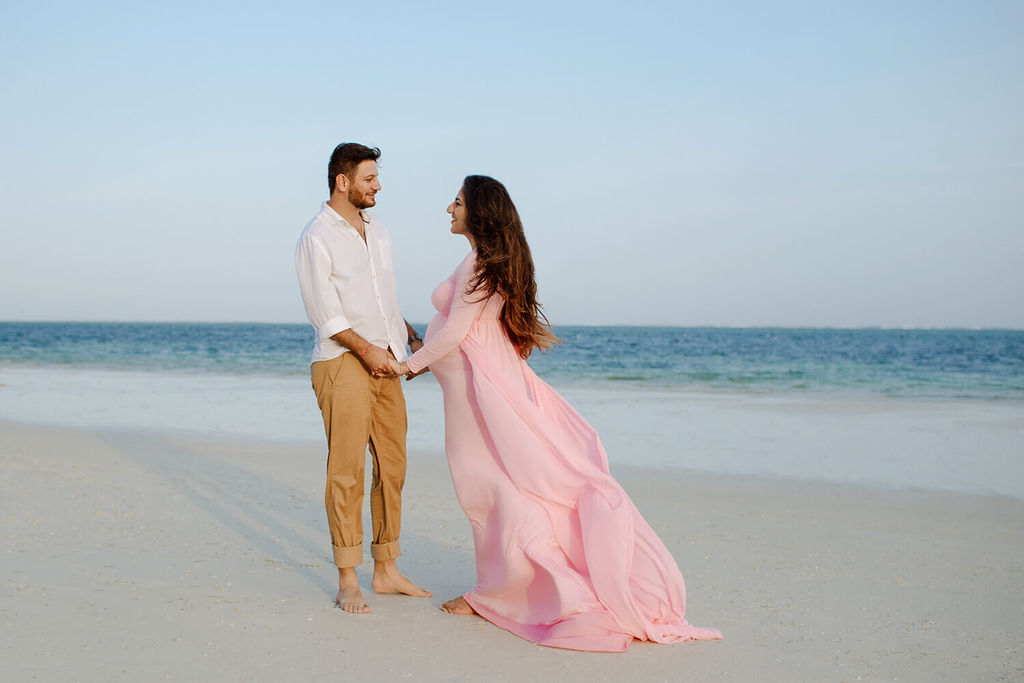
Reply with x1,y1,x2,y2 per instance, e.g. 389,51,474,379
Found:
406,251,722,652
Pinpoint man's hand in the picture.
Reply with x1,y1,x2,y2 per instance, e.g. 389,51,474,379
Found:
360,344,397,378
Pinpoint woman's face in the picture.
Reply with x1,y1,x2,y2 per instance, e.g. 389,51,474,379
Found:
447,189,468,237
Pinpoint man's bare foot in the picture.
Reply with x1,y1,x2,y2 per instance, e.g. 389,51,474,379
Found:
371,559,432,597
440,596,475,615
335,568,370,614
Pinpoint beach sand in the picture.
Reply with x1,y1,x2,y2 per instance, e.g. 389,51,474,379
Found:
2,419,1021,682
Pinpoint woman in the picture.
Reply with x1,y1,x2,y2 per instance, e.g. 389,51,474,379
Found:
391,176,721,652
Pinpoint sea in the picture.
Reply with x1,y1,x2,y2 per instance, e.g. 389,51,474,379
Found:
1,323,1022,498
1,322,1022,399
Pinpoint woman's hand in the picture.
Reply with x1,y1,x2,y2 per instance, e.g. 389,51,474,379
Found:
387,357,407,377
405,362,429,381
390,357,428,381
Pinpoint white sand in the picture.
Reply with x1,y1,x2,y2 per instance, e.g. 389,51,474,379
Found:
2,419,1022,681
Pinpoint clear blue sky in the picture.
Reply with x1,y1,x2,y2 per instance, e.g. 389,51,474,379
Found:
2,1,1021,327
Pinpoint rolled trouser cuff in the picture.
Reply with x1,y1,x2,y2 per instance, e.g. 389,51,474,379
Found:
370,539,402,561
333,543,363,568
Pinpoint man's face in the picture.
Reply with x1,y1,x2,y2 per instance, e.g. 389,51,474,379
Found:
344,160,381,209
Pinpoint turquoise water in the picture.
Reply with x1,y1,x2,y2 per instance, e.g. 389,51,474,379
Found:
1,322,1022,400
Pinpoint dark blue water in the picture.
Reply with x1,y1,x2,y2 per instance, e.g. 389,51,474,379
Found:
1,322,1022,400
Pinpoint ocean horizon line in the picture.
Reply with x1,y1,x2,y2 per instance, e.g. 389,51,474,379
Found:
2,323,1020,401
2,320,1023,332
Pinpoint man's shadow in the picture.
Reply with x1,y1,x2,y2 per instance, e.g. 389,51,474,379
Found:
99,429,450,600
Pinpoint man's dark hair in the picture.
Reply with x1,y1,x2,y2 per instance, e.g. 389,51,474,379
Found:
328,143,381,194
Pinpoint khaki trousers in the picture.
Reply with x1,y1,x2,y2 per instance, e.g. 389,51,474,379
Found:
310,352,407,568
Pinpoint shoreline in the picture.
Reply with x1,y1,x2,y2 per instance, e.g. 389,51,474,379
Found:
2,419,1021,681
5,412,1024,504
2,363,1023,500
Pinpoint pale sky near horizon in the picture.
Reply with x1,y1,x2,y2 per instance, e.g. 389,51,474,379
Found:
1,1,1022,328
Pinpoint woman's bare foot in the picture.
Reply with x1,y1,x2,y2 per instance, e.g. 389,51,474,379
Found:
371,559,432,597
440,595,475,615
335,568,370,614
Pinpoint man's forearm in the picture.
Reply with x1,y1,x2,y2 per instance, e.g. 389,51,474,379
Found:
332,329,396,377
331,328,370,355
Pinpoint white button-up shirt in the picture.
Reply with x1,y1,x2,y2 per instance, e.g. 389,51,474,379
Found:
295,202,408,364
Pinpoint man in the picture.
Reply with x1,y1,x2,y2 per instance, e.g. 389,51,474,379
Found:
295,142,430,613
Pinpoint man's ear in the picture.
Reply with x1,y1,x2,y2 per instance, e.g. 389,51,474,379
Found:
334,173,348,193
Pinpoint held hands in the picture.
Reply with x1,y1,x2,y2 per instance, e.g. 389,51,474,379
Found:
359,339,429,380
387,357,407,377
360,344,398,379
385,356,428,381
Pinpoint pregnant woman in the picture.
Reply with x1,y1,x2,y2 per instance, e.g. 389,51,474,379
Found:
391,175,721,652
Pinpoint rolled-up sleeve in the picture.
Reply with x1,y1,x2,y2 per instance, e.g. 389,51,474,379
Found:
295,234,350,339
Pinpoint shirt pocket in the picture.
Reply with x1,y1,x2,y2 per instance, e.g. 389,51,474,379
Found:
376,239,394,270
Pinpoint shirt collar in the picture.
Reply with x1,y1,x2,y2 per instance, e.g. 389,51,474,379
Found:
320,202,373,233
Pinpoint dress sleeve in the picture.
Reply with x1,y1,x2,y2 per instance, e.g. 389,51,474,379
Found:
406,252,487,373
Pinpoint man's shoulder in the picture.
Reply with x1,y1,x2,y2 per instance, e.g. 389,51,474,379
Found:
299,206,335,240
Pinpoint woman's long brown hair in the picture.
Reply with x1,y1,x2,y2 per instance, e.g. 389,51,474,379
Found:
461,175,560,358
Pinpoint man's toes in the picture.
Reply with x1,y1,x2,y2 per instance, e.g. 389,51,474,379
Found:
342,603,369,614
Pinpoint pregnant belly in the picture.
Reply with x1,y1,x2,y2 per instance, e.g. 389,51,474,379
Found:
427,349,466,383
422,315,466,382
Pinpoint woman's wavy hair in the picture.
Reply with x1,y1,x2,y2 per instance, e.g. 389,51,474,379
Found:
461,175,560,358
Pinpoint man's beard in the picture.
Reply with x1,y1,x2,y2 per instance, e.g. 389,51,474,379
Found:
348,186,376,209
